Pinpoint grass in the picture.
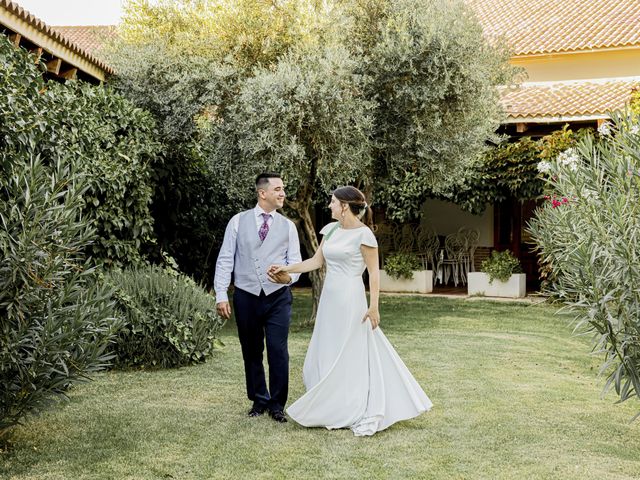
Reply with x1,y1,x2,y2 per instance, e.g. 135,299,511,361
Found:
1,293,639,479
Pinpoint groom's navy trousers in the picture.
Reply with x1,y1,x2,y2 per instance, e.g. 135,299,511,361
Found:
233,285,292,413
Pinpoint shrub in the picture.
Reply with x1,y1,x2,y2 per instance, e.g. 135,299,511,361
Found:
384,253,422,280
0,35,161,268
528,112,640,413
104,265,225,368
480,250,523,284
0,156,119,440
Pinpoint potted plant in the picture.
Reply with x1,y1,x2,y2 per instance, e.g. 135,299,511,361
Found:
468,250,526,298
380,252,433,294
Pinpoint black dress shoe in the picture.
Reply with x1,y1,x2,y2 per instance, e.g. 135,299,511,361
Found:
268,410,287,423
248,406,266,417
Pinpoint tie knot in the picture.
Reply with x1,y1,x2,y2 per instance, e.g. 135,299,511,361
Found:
261,213,271,222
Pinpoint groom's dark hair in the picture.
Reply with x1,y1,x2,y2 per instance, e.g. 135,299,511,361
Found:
256,172,281,191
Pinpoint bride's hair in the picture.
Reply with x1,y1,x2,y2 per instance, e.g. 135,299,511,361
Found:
333,186,373,227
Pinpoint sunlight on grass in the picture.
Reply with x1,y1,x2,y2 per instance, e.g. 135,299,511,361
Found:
2,293,639,479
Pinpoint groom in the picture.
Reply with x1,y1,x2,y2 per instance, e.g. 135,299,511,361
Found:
214,173,301,423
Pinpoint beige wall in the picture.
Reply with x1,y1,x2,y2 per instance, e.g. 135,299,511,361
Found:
421,199,493,247
512,48,640,83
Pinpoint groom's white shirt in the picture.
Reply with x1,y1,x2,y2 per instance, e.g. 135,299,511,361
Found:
214,204,301,303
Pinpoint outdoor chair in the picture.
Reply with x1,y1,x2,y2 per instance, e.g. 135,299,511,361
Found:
439,233,468,286
456,227,480,279
397,223,416,253
415,225,440,273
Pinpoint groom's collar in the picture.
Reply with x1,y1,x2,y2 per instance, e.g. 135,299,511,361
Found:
254,204,276,217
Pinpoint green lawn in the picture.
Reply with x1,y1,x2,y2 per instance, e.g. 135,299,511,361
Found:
2,293,639,479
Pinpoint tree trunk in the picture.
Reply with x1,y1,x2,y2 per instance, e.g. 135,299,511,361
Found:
287,199,324,325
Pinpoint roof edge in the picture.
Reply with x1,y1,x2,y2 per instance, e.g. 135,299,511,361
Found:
0,0,114,78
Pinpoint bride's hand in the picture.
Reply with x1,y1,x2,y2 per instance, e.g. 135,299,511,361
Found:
268,265,288,274
362,306,380,330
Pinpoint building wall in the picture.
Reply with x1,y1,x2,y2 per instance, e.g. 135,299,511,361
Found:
421,199,494,247
512,48,640,82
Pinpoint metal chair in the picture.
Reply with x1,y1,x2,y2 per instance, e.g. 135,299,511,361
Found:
415,225,440,273
397,223,416,253
456,227,480,281
440,233,468,286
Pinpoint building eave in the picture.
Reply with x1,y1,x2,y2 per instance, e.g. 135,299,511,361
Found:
0,0,113,82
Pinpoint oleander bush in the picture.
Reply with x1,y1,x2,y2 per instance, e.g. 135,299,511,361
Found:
104,265,225,368
528,112,640,414
0,156,120,441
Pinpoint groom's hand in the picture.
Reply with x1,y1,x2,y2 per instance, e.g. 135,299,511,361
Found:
216,301,232,319
268,270,292,284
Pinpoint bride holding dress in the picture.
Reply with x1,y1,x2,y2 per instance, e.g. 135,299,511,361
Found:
268,186,432,436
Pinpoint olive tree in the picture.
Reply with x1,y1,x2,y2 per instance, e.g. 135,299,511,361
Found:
204,46,374,317
352,0,514,221
109,0,513,319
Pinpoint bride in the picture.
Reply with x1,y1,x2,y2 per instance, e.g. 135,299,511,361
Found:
268,186,432,436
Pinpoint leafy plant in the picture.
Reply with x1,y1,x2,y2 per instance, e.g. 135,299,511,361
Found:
0,156,120,441
441,126,588,215
384,253,422,280
0,35,160,269
480,250,523,284
528,111,640,415
104,265,225,368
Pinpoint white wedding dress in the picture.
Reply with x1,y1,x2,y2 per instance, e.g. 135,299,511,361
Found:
286,223,432,436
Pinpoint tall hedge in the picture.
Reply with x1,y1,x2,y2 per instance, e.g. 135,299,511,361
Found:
0,34,158,439
0,35,161,267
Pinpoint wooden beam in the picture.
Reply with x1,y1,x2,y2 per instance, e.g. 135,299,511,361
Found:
47,58,62,75
31,47,43,63
516,123,528,133
8,33,21,47
60,67,77,80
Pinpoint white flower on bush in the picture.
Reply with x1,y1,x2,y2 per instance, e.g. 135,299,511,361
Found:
537,160,552,173
630,125,640,135
598,121,612,136
557,148,580,171
582,188,598,200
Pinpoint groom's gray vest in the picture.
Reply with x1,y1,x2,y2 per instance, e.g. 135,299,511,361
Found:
234,209,291,296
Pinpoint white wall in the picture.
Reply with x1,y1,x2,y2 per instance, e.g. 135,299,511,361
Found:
421,199,493,247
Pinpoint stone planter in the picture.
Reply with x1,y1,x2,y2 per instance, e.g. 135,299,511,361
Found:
467,272,526,298
380,270,433,294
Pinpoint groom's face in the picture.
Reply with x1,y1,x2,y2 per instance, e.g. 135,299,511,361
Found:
259,178,286,211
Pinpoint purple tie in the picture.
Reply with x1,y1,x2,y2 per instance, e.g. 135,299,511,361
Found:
259,213,270,242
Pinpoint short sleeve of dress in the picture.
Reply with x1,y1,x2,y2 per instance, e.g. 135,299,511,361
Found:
320,222,340,235
360,227,378,247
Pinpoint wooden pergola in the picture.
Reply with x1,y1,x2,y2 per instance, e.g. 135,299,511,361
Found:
0,0,113,83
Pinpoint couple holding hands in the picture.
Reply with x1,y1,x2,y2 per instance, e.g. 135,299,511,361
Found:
214,173,431,436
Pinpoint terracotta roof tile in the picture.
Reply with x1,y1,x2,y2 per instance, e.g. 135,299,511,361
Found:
500,79,640,120
0,0,114,74
467,0,640,55
52,25,116,58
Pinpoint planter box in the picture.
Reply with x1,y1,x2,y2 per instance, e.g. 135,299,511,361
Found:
467,272,526,298
380,270,433,294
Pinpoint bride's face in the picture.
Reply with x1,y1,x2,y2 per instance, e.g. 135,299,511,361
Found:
329,195,345,220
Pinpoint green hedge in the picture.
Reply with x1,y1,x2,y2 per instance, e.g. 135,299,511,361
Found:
0,35,161,268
